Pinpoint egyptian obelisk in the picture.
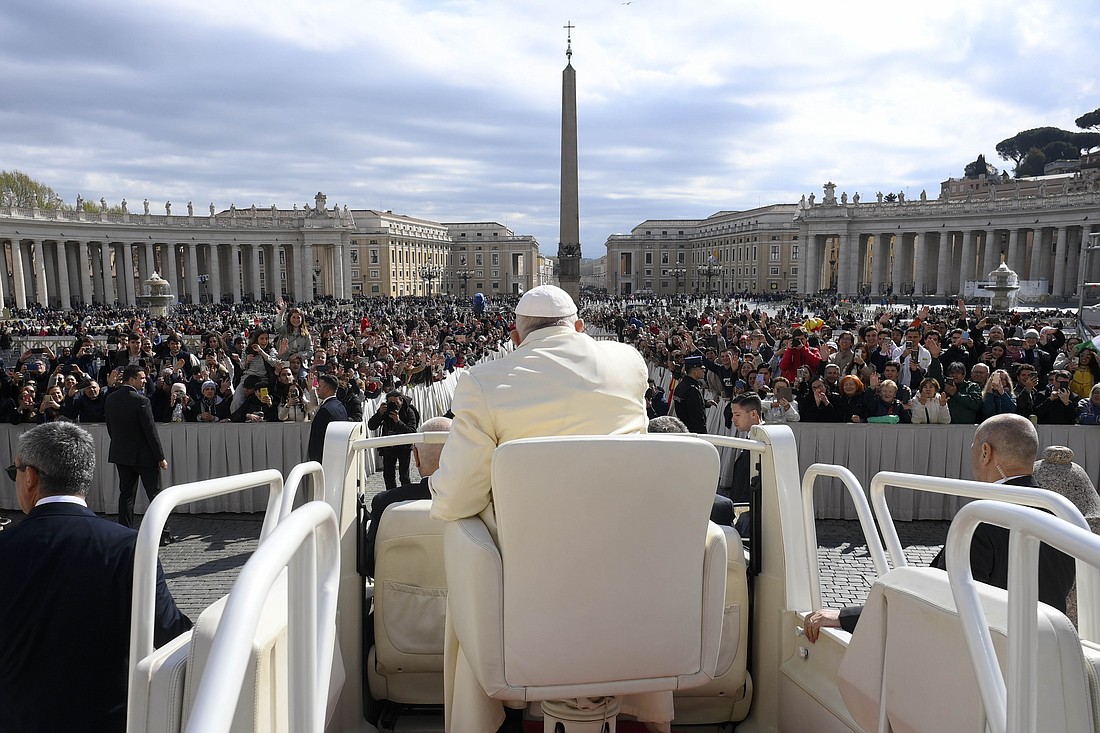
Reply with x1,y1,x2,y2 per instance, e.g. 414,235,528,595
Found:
557,21,581,303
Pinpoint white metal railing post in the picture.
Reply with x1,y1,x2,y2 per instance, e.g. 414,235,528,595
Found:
868,471,1100,641
127,469,285,729
947,501,1100,733
800,464,889,612
183,501,339,733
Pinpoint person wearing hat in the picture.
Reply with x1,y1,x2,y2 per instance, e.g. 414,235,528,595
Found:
187,379,229,422
674,354,713,434
428,284,658,733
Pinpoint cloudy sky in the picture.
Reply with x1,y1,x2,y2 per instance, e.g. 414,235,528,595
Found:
3,0,1098,258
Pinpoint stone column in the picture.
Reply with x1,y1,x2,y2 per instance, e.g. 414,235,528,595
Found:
55,241,71,309
229,243,242,303
11,241,28,309
163,243,178,298
1006,229,1021,274
1052,226,1068,297
913,232,927,297
29,240,48,307
891,233,906,293
302,242,314,301
101,241,116,305
1066,228,1081,298
804,235,817,292
334,243,346,299
120,242,134,305
271,244,284,301
959,231,974,298
1030,228,1048,281
250,244,262,299
935,231,953,297
870,234,887,295
208,243,223,304
187,242,200,303
982,229,1000,275
77,242,93,306
836,233,852,294
142,243,154,283
89,243,104,305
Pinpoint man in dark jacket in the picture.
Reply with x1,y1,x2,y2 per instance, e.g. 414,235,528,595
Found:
366,390,420,490
0,421,191,733
308,374,349,463
104,365,169,534
673,355,711,434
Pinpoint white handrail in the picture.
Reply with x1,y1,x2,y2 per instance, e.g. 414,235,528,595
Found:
276,461,325,527
184,501,340,733
349,430,449,452
801,464,889,612
699,433,769,453
127,468,284,729
869,471,1100,642
868,472,1088,567
947,501,1100,733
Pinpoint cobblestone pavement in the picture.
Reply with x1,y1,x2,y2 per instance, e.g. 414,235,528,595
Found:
1,463,951,618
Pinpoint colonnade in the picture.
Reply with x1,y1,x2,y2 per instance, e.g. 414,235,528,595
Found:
0,237,354,308
799,222,1100,298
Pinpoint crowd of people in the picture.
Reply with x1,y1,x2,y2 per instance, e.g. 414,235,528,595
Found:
591,298,1100,428
0,296,515,426
0,294,1098,432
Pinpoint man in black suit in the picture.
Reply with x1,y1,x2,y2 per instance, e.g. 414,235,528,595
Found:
804,413,1075,641
308,373,349,463
0,421,192,733
363,415,451,578
105,364,169,533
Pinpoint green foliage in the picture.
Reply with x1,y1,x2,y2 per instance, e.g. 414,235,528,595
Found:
1042,140,1080,162
964,153,997,178
1076,107,1100,132
1017,147,1047,177
995,127,1100,175
0,170,64,208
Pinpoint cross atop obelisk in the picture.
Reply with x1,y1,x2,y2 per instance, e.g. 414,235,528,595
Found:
557,21,581,303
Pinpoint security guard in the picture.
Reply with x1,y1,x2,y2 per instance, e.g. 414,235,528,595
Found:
674,354,712,433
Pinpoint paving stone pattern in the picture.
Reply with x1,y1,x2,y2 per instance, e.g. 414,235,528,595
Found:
1,465,951,618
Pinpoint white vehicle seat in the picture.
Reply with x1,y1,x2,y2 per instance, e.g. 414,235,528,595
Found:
445,434,729,730
672,523,752,725
837,566,1098,733
366,498,448,705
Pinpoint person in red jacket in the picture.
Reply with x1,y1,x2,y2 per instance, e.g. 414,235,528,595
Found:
779,329,821,383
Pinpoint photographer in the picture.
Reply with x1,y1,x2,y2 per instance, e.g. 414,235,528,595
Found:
943,361,982,425
366,391,420,490
277,383,312,422
1035,370,1078,425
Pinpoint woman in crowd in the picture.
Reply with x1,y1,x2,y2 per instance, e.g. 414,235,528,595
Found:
798,376,843,422
865,378,912,423
910,377,951,424
276,301,315,364
1076,384,1100,425
1069,347,1100,400
980,369,1017,421
834,375,868,423
278,383,313,423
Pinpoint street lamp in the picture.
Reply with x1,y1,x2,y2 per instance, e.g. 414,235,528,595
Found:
454,269,474,296
420,265,443,295
668,267,687,294
697,256,721,299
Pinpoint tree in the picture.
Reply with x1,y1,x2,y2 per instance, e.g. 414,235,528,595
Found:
1017,147,1047,177
0,170,64,209
996,127,1100,175
1042,140,1080,162
1076,107,1100,132
964,153,997,178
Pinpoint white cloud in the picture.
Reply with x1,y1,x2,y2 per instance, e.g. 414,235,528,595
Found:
2,0,1098,258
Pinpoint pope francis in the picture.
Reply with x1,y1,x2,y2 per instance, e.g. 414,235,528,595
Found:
429,285,665,732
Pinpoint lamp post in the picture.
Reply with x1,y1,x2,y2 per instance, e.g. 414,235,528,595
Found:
420,265,442,296
698,256,720,299
669,267,687,295
454,269,474,297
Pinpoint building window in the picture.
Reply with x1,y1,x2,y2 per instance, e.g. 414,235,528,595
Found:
791,245,799,261
475,253,483,266
661,252,669,264
492,253,499,266
645,252,652,265
352,283,363,293
790,266,799,275
770,267,780,276
351,269,360,279
491,269,499,277
370,269,379,279
350,250,359,264
492,282,499,290
677,252,685,264
258,251,265,265
371,284,380,293
661,281,669,288
645,269,652,276
770,246,780,261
